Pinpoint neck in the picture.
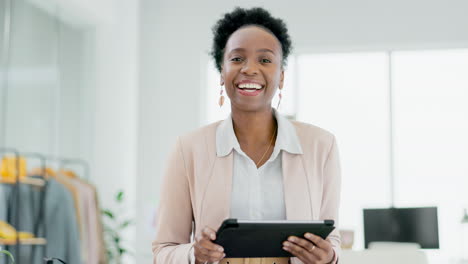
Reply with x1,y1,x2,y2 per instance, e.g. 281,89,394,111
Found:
231,107,277,146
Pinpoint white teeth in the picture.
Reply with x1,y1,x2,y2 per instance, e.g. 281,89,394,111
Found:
242,89,257,93
238,83,262,89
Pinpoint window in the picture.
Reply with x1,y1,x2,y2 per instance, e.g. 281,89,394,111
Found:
392,49,468,260
297,52,391,249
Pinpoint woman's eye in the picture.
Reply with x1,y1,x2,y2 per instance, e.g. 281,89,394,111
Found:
261,58,272,63
231,57,243,62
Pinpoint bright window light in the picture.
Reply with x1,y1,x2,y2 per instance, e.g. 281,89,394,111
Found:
296,52,391,249
392,49,468,262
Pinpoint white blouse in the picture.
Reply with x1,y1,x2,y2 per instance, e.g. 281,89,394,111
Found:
190,109,305,262
215,108,303,220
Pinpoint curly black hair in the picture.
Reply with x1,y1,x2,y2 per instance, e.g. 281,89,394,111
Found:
211,7,292,72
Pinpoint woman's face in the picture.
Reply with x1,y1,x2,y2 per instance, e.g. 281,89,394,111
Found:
221,25,284,112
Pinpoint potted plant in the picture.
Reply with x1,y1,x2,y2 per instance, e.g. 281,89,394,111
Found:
102,190,134,264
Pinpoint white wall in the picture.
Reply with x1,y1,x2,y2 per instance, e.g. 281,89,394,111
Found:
67,0,140,261
89,1,139,262
138,0,468,263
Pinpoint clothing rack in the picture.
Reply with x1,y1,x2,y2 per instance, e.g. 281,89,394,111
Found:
0,148,48,264
1,149,90,263
59,158,90,181
0,147,21,253
44,157,90,180
21,152,49,262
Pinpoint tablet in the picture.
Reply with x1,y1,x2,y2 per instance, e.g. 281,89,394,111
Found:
214,218,335,258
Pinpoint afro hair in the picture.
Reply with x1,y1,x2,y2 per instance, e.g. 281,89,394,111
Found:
211,7,292,72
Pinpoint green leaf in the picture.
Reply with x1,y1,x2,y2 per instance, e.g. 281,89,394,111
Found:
102,209,115,219
118,247,127,255
114,236,121,244
116,191,124,202
118,220,133,229
0,250,15,263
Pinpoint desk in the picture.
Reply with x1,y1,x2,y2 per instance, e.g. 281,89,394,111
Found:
341,249,467,264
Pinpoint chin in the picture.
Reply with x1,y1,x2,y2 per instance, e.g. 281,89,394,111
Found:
234,102,272,113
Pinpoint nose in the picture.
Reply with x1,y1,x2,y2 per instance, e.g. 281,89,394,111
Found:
240,59,258,75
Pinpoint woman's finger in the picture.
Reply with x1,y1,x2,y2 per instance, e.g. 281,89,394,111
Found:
207,251,226,262
282,240,318,263
194,245,225,263
194,246,225,262
287,236,327,259
304,233,332,252
196,227,224,252
194,226,226,263
288,236,318,252
202,226,217,240
199,238,224,253
303,233,335,262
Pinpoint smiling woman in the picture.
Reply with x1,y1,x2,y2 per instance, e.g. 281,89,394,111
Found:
221,26,283,111
152,7,342,264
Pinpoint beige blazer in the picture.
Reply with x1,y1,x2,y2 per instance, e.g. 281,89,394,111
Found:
152,119,342,264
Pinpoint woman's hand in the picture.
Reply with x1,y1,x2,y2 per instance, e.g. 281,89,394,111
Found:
282,233,335,264
194,226,225,264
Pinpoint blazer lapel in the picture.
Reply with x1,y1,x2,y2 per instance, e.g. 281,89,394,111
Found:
200,152,233,231
282,151,314,220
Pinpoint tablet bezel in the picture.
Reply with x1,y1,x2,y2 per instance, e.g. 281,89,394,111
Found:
214,218,335,258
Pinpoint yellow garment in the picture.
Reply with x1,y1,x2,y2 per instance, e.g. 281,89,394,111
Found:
0,220,34,239
0,156,27,181
44,167,57,177
28,167,56,178
59,169,77,179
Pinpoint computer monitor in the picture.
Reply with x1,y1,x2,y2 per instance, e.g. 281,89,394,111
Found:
363,206,439,249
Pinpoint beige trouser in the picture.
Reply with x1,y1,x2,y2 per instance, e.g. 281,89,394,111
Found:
219,258,290,264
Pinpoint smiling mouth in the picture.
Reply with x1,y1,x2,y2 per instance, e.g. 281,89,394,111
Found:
236,83,265,96
236,83,264,91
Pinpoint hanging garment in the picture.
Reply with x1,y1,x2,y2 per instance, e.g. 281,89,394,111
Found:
0,157,27,182
53,171,107,264
28,168,85,255
0,220,35,239
0,178,81,264
0,186,6,230
54,174,84,239
66,176,107,264
69,178,100,264
88,184,108,264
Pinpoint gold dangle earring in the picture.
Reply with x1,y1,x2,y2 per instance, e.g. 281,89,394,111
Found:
218,86,225,107
276,87,283,109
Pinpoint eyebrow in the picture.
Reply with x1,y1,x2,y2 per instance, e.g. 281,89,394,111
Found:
228,48,276,55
